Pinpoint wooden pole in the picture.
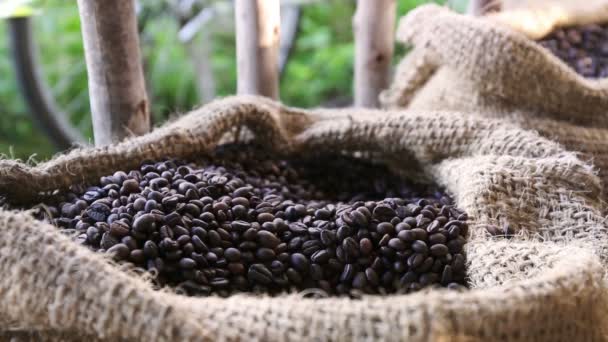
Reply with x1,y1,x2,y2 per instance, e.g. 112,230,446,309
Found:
353,0,396,108
77,0,150,146
235,0,280,99
467,0,499,15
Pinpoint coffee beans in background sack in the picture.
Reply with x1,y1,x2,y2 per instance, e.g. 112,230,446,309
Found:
26,144,468,297
538,24,608,78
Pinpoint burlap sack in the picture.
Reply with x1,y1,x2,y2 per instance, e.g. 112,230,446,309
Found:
0,96,606,341
380,4,608,200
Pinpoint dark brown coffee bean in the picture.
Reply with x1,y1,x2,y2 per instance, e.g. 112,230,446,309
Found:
407,253,425,268
87,202,111,222
122,236,138,250
373,205,396,220
430,244,449,257
109,221,130,237
311,250,330,264
388,238,406,251
447,238,464,254
429,233,447,245
129,249,145,264
121,179,140,194
224,248,241,262
86,226,101,244
257,212,274,223
342,237,359,258
350,210,368,226
310,263,324,280
254,248,274,261
411,228,428,241
419,273,439,286
141,240,158,258
208,230,222,246
133,213,155,233
291,253,309,272
107,243,130,260
100,232,119,250
365,267,379,286
302,240,323,255
340,264,355,283
441,265,453,285
289,222,308,234
320,229,337,246
411,240,428,254
257,230,281,248
359,238,373,255
377,222,395,235
452,253,465,272
397,229,415,242
248,264,273,285
352,272,367,289
286,268,302,284
400,271,417,287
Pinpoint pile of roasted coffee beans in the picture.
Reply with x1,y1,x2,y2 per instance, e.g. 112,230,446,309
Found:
538,24,608,78
32,145,468,297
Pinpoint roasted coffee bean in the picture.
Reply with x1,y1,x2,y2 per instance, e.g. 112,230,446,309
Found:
100,232,119,250
87,203,111,222
359,238,373,255
429,233,447,245
224,248,241,262
34,145,468,297
179,258,197,269
248,264,273,285
143,240,159,258
291,253,310,272
257,230,281,248
352,272,367,289
320,229,336,246
129,249,145,264
133,213,155,232
350,210,368,226
376,222,395,235
122,236,138,250
388,238,406,251
342,237,360,258
315,209,331,220
255,248,276,261
430,244,449,257
311,250,330,264
365,267,379,286
86,226,101,243
411,240,428,254
107,243,130,260
109,221,130,237
340,263,355,283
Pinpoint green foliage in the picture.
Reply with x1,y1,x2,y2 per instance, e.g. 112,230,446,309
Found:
0,0,451,160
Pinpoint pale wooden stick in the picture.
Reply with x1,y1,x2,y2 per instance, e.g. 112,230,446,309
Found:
77,0,150,146
235,0,280,99
353,0,396,108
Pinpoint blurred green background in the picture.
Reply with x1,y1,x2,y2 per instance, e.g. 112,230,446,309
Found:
0,0,465,160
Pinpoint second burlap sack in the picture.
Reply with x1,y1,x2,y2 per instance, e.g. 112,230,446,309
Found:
381,4,608,200
0,96,606,341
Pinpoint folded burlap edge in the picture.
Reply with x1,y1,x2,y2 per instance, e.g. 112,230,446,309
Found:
380,4,608,128
0,96,606,341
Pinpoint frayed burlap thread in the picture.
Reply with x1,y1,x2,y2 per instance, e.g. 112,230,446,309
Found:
0,96,607,341
381,4,608,202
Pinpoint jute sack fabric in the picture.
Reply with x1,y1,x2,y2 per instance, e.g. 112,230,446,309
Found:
0,96,607,341
380,4,608,196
